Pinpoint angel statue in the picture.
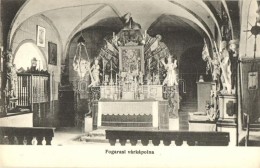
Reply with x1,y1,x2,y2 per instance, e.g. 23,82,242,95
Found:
219,41,232,94
161,56,178,86
88,58,100,87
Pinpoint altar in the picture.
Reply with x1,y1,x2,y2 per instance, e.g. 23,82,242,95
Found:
73,16,180,130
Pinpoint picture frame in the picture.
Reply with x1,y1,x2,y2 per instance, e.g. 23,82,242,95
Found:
48,42,57,65
119,46,144,73
36,25,46,47
248,71,258,90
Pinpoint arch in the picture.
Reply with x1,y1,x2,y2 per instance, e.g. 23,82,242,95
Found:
179,46,208,102
13,40,47,70
6,0,30,49
64,4,115,61
221,0,234,39
10,14,63,55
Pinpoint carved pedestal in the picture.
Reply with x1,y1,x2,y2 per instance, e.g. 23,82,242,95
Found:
219,94,237,121
217,94,237,146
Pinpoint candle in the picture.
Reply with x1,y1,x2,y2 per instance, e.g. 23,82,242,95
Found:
113,32,115,38
145,30,147,38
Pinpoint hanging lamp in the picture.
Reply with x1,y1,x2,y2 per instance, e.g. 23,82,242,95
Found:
72,1,94,81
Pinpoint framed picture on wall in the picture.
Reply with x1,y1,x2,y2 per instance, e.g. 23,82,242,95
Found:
48,42,57,65
36,25,46,47
248,71,258,90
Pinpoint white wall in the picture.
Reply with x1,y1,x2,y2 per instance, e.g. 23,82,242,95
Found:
0,113,33,127
11,15,62,101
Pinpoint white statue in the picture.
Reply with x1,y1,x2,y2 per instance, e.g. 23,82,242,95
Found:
161,56,178,86
219,41,232,94
89,59,100,87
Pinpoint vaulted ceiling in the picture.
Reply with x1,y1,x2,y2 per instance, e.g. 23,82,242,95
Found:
9,0,226,50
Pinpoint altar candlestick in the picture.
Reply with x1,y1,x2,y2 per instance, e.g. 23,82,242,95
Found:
158,58,160,73
116,73,118,92
148,58,151,77
102,59,105,84
137,61,139,74
153,73,155,84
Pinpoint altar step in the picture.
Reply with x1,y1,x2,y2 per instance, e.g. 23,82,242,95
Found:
79,127,158,143
179,101,198,131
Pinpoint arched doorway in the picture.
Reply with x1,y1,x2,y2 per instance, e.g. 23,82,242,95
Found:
179,46,208,104
14,42,47,70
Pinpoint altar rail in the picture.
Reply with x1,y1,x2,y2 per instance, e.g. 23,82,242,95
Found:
106,130,230,146
0,127,55,145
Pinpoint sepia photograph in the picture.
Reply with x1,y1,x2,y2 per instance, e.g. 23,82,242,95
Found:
0,0,260,167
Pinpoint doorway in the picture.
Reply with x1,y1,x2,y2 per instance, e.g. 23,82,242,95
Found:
179,47,207,104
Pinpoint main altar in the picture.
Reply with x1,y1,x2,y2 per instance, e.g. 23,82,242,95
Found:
72,14,180,130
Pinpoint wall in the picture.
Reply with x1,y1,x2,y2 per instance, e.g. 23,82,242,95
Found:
241,60,260,122
0,113,33,127
149,30,204,61
11,15,61,126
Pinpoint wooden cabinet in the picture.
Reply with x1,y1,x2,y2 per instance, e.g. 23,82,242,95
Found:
58,90,75,127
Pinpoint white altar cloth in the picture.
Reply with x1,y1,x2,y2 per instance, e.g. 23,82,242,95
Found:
98,100,158,127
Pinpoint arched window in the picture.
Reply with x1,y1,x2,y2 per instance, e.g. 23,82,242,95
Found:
14,42,47,71
244,0,260,57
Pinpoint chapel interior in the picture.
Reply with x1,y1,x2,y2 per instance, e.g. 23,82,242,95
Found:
0,0,260,146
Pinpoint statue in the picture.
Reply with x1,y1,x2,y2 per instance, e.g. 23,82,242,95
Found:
211,52,221,82
161,56,178,86
219,41,232,94
229,39,239,93
89,59,100,87
5,50,17,98
138,71,144,84
121,13,141,30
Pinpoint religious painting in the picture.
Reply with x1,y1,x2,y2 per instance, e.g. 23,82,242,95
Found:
48,42,57,65
248,71,258,90
119,46,144,74
36,25,46,47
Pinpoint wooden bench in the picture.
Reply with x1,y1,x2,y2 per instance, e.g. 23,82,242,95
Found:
106,130,230,146
0,127,55,145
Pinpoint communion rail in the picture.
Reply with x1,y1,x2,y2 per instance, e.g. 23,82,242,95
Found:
106,130,230,146
0,127,55,145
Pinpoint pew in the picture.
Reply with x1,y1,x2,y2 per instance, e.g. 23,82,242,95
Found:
0,127,55,145
106,130,230,146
